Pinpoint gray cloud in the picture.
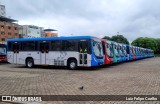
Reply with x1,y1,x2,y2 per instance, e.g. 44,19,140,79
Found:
1,0,160,42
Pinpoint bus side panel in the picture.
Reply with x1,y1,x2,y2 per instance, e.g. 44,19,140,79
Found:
91,54,98,66
101,40,111,65
119,57,123,62
105,55,111,65
48,51,66,66
113,53,119,63
18,52,40,65
91,54,104,66
17,52,22,64
48,51,92,67
7,51,13,63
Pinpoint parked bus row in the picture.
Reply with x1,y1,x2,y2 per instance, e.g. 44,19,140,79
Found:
6,36,154,69
101,39,154,65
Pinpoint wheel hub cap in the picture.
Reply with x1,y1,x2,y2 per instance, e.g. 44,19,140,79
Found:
70,62,75,69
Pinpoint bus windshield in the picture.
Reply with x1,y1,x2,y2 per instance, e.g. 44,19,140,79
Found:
106,42,113,57
130,47,133,55
0,47,6,55
109,44,113,57
123,46,127,56
119,45,123,56
93,38,103,58
114,44,119,57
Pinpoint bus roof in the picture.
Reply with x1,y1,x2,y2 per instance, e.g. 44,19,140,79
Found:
7,36,94,42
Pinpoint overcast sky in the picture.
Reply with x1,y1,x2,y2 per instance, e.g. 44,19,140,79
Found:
1,0,160,42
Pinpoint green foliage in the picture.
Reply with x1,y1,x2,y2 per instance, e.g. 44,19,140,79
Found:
103,35,129,44
111,35,129,44
103,36,112,41
131,37,160,54
103,34,159,54
155,38,160,54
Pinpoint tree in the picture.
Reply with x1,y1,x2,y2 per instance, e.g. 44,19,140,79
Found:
131,37,159,54
111,35,129,44
155,38,160,54
103,36,112,41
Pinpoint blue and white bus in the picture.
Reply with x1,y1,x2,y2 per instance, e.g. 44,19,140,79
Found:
7,36,104,69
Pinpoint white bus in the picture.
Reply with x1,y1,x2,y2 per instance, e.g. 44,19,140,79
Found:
7,36,104,69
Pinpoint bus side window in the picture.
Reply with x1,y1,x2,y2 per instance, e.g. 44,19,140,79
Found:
40,43,49,53
78,40,90,54
84,40,91,54
40,45,44,53
63,40,77,51
78,42,83,53
51,40,62,51
35,41,38,51
22,41,35,51
13,43,20,51
46,44,49,53
8,42,12,51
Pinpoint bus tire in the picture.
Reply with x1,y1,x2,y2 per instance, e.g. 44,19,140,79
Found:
26,58,34,68
68,59,77,70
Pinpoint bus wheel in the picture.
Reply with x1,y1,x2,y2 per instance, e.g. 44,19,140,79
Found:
68,60,77,70
26,59,34,68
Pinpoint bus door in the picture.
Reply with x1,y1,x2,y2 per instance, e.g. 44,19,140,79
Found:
40,42,49,64
13,42,20,64
79,40,88,66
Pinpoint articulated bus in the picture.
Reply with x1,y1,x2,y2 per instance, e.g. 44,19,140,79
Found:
101,39,113,65
0,44,7,62
7,36,104,69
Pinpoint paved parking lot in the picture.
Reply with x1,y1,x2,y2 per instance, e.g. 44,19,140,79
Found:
0,57,160,104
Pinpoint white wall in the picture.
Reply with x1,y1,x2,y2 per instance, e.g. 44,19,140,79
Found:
19,25,44,38
0,5,6,17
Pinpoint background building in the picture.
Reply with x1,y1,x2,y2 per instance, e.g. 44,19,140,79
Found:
19,25,44,38
43,29,58,37
0,4,6,17
0,17,19,42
